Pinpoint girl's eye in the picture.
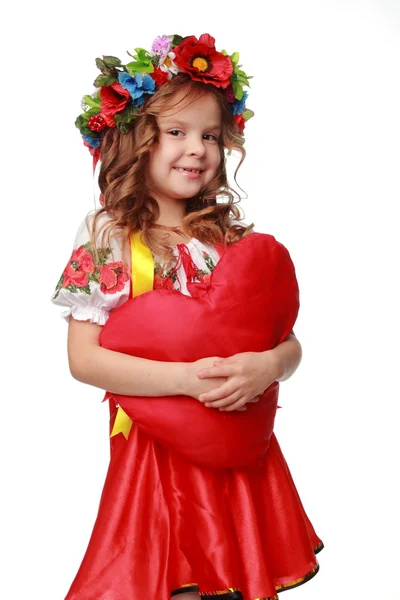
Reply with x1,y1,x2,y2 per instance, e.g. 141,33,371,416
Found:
169,130,184,136
203,134,218,142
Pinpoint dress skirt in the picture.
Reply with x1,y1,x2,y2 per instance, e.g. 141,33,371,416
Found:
65,399,323,600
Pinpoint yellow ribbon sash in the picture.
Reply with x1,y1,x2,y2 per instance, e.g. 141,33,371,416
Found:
110,231,154,440
129,229,155,298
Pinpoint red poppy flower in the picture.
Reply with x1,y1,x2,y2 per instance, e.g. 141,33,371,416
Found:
173,34,233,89
234,113,246,132
99,262,130,294
99,83,131,128
62,246,95,288
150,67,170,87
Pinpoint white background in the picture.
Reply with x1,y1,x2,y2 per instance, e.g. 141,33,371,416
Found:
1,1,399,598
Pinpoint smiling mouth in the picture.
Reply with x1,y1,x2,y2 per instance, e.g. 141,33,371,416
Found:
174,167,204,174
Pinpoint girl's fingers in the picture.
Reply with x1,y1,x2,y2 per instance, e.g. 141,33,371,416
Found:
220,398,249,412
204,390,242,409
248,396,260,403
197,363,236,379
199,382,237,403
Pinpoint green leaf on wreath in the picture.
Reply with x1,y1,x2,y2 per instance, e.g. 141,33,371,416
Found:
103,55,122,68
243,109,254,121
75,115,92,134
171,34,183,47
125,47,155,74
88,107,101,117
82,94,101,110
94,75,117,87
114,105,139,126
230,52,240,65
75,114,88,126
96,58,106,71
135,48,148,62
232,80,244,100
117,121,134,134
126,60,154,74
100,66,118,77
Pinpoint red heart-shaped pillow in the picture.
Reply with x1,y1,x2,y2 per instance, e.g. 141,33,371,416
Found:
99,232,299,468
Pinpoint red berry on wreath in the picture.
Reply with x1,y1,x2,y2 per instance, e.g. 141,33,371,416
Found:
88,114,107,132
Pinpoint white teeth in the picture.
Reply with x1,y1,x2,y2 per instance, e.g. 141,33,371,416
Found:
176,168,201,173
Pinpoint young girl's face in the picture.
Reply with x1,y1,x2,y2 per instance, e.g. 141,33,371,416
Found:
147,91,222,207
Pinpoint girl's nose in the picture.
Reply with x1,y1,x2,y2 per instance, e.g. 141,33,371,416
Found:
186,135,206,157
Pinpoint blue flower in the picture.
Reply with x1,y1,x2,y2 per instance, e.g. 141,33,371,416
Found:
232,91,248,116
118,72,156,107
83,134,101,148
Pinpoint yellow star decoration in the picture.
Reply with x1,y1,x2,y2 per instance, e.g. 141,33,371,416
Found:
110,406,133,440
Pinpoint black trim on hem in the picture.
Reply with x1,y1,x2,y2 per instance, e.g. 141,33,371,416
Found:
314,541,324,555
200,592,244,599
278,562,319,595
171,585,200,596
171,541,323,599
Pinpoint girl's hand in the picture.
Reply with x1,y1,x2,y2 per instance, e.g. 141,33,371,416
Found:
183,356,228,401
196,351,281,412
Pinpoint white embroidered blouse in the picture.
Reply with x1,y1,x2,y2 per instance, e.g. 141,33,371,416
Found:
52,212,222,326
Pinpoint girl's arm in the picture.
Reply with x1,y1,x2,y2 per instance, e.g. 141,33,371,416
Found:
67,317,227,398
68,319,300,405
196,331,302,411
266,330,302,382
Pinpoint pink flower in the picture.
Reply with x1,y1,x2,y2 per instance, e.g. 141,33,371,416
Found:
151,35,172,55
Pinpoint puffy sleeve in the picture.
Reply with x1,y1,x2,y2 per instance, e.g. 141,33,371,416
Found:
51,212,131,325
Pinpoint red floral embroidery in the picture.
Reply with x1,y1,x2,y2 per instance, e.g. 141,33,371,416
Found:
99,262,130,294
53,243,130,299
152,250,216,293
154,274,174,290
201,251,216,274
62,246,95,288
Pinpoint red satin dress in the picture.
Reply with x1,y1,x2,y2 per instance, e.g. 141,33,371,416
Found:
65,235,323,600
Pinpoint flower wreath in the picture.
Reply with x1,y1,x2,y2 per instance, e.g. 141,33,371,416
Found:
75,33,254,165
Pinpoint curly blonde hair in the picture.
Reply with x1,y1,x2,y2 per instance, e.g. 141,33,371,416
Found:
91,73,254,266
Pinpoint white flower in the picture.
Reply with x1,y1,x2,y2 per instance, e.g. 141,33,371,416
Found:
159,51,180,77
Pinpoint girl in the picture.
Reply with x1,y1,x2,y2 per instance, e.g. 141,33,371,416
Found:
53,33,323,600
